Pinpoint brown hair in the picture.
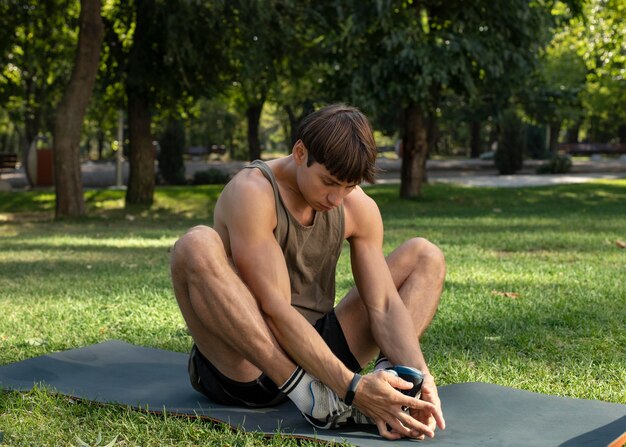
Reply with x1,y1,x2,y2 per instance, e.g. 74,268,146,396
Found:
296,104,378,184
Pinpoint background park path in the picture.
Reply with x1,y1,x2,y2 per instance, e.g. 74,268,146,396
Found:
2,157,626,191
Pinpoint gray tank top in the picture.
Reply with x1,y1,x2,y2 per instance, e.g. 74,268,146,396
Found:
245,160,345,324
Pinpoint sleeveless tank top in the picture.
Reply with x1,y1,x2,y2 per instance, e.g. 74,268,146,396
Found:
244,160,345,324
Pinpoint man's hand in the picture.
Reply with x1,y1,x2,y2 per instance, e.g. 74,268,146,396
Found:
353,370,445,440
408,373,445,440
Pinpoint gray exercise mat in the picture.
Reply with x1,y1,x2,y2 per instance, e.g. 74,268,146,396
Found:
0,340,624,446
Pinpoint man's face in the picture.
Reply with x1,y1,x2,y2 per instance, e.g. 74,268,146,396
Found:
298,161,358,212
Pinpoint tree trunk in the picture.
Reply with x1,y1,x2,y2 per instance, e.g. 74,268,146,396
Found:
400,102,429,199
548,120,562,155
53,0,104,218
285,105,298,147
618,124,626,144
246,100,264,161
23,79,43,187
285,101,315,146
97,129,104,160
469,120,482,158
565,120,581,144
125,90,155,206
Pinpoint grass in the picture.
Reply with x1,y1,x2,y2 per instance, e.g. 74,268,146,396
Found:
1,180,625,446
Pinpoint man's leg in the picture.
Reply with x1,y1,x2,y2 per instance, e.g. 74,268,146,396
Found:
335,237,446,367
170,225,295,386
171,225,350,421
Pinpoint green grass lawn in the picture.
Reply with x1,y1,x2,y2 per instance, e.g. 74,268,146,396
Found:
1,181,625,446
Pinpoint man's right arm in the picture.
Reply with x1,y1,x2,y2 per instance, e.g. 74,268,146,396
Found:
217,172,354,395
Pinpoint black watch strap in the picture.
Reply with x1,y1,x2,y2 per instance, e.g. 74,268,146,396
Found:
344,373,362,405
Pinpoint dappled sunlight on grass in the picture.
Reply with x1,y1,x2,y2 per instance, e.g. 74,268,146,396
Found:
1,234,175,249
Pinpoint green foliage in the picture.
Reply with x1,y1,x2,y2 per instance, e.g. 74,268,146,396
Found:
577,0,626,141
0,0,80,149
525,0,626,142
192,168,231,185
109,0,231,108
536,154,573,174
157,119,187,185
495,110,525,175
324,1,579,109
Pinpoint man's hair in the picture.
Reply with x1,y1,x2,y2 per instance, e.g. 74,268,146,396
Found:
296,104,377,184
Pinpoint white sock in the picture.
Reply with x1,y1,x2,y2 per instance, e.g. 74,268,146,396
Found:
278,366,316,414
374,355,392,371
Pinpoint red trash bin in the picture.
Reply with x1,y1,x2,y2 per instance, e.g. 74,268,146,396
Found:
36,148,54,187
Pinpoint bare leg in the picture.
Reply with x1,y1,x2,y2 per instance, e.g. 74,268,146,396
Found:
335,238,446,367
170,225,295,384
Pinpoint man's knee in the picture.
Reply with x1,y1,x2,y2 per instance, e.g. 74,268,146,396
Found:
406,237,446,280
171,225,224,278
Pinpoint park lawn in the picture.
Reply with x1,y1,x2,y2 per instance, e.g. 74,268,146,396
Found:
1,180,625,446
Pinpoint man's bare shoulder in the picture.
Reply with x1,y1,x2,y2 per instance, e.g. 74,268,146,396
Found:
216,167,276,225
344,185,379,215
343,186,383,239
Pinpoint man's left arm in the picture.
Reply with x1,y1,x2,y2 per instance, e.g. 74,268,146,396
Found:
345,190,445,433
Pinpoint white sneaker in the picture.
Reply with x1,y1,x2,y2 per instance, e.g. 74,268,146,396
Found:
301,380,373,429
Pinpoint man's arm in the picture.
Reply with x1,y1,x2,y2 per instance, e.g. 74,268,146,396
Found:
218,171,354,395
345,188,445,435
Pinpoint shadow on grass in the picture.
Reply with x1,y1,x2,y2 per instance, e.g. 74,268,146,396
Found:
371,182,626,219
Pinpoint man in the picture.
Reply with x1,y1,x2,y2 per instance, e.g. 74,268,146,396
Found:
170,104,446,440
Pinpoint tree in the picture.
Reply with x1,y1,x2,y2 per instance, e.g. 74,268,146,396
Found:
103,0,231,206
53,0,104,218
324,0,582,197
0,0,78,185
495,109,525,174
519,2,587,153
225,1,309,160
576,0,626,142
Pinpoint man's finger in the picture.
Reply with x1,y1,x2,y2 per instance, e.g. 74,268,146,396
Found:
406,397,446,432
395,411,435,438
375,420,401,440
384,373,414,391
420,392,446,430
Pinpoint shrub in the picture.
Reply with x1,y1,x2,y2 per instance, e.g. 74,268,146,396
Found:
536,154,573,174
192,168,230,185
495,109,524,175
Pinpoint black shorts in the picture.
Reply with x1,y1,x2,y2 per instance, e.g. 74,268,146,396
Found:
188,310,362,407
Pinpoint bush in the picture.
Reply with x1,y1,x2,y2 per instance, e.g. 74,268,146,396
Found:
495,110,524,175
192,168,230,185
536,154,572,174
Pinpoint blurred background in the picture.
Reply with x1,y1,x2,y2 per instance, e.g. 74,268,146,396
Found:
0,0,624,212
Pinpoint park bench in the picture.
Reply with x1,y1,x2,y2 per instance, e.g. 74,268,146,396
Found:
558,143,626,156
0,153,18,179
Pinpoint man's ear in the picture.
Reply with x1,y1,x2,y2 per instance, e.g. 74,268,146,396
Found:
293,140,307,166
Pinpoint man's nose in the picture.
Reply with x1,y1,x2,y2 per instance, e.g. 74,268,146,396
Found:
328,192,342,206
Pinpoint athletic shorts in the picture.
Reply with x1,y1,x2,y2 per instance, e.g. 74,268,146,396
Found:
188,310,362,407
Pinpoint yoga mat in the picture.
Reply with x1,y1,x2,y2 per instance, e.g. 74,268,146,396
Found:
1,340,624,446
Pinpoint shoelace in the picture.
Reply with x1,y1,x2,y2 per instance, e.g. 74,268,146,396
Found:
327,387,349,417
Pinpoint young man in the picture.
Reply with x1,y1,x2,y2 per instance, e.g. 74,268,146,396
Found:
170,104,446,440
